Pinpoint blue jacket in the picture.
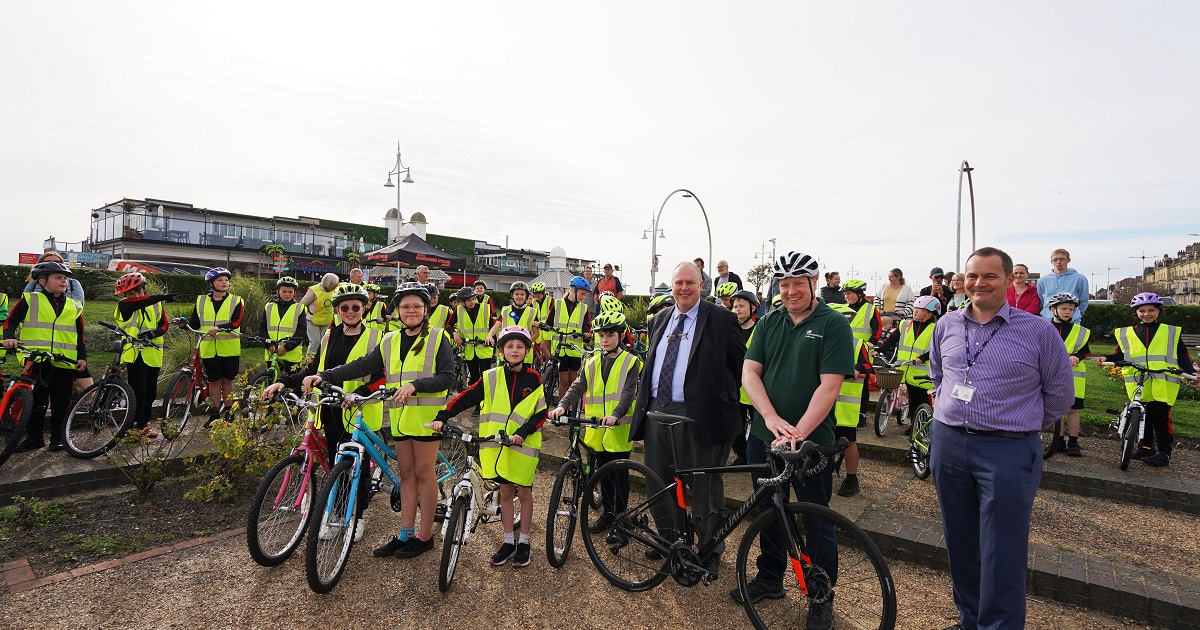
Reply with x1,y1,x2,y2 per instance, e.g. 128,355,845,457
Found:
1037,268,1088,322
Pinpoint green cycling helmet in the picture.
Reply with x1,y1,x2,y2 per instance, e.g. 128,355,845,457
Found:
842,279,868,293
716,282,738,298
363,283,381,293
771,294,783,307
599,295,625,313
647,294,674,314
828,302,854,318
593,310,627,333
276,276,298,289
331,283,369,307
530,281,546,293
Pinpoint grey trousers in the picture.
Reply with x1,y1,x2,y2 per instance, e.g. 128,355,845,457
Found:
643,400,731,557
307,321,326,351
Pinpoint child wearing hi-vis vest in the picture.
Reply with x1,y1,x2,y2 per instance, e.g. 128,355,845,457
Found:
185,268,243,424
258,276,307,375
547,311,642,539
113,272,173,436
431,326,547,569
1045,292,1091,458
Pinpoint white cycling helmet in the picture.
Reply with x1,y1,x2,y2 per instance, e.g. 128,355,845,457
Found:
772,251,820,279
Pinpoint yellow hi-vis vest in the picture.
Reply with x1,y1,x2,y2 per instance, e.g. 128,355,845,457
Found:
550,298,586,358
1116,324,1182,405
534,296,553,343
19,291,81,369
739,326,756,405
478,367,547,486
897,319,935,390
0,293,8,360
499,304,537,364
382,328,449,437
834,338,867,427
316,327,385,432
114,302,164,368
581,350,641,453
848,302,878,344
196,294,243,359
308,286,335,326
428,304,450,331
456,304,494,360
264,301,304,363
1063,323,1091,399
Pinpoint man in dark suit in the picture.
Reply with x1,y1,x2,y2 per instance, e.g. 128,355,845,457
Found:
715,260,743,292
631,261,745,571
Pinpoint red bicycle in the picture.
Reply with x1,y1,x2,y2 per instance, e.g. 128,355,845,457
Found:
0,347,75,468
159,320,239,439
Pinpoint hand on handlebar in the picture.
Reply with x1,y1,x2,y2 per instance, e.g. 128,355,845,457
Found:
206,327,221,337
601,415,618,427
302,375,323,393
2,339,16,351
426,420,444,433
764,413,803,448
510,434,525,445
484,336,495,347
261,382,285,400
547,406,565,420
453,333,462,346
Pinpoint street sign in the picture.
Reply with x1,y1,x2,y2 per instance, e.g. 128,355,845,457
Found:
18,253,38,265
71,252,111,265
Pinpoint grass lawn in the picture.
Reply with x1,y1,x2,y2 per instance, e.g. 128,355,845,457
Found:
1081,343,1200,439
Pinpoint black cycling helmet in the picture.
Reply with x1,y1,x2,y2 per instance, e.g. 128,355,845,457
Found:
424,283,439,301
31,261,72,279
731,289,759,307
454,287,475,301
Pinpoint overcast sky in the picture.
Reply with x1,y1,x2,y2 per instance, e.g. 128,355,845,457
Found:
3,1,1197,295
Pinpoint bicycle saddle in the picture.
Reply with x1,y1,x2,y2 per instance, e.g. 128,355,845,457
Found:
647,411,695,426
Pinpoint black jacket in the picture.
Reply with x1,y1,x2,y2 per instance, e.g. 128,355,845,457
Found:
630,299,745,447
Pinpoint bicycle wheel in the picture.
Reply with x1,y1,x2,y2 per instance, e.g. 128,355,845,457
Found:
587,456,603,510
160,371,194,440
909,404,933,480
1119,406,1141,471
546,459,581,567
541,362,559,404
305,459,357,594
579,459,675,592
873,389,894,437
63,379,136,458
1041,419,1063,460
0,386,35,468
736,502,897,630
247,453,314,566
439,493,469,593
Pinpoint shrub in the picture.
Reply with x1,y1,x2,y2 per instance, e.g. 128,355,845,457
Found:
0,495,72,528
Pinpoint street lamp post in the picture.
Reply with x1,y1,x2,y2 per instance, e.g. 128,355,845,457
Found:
956,160,976,272
383,141,415,284
647,189,713,292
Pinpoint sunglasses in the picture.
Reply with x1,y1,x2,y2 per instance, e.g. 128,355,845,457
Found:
337,304,363,313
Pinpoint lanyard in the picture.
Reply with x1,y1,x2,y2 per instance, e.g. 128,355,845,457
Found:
964,318,1004,376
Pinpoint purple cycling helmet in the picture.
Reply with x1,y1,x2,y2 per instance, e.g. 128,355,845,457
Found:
1129,292,1163,308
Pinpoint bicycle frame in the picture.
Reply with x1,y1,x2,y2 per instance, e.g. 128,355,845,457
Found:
325,416,404,529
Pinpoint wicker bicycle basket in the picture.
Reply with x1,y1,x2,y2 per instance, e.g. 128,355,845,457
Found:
875,368,904,390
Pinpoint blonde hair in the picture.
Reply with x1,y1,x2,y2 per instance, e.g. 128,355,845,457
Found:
320,273,339,290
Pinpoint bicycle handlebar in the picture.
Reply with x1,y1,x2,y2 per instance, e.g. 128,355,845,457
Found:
1101,361,1197,380
172,318,242,336
538,323,588,339
5,344,75,366
548,415,607,429
425,422,515,446
98,321,156,349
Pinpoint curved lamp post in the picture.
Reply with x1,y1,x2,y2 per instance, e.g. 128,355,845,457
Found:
647,188,713,292
956,160,975,272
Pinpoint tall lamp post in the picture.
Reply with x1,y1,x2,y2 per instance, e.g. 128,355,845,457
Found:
383,142,415,284
955,160,976,272
646,189,713,292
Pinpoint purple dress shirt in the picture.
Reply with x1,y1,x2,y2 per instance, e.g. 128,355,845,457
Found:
930,302,1074,432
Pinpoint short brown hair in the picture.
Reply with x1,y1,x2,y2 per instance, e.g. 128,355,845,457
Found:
968,246,1014,276
1051,248,1070,259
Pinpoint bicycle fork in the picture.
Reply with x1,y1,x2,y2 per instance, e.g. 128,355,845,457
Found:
774,496,814,596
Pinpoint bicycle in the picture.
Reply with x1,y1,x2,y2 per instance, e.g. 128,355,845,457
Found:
544,414,607,568
431,423,527,593
869,355,918,437
906,382,934,480
232,336,304,435
1101,361,1197,470
537,322,587,407
579,411,896,629
449,342,473,394
0,347,75,468
305,383,403,594
159,320,239,438
60,322,141,458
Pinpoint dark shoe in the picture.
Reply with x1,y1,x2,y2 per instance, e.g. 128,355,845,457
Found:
394,536,435,559
806,599,834,630
857,413,868,428
836,476,860,497
373,536,408,558
490,542,516,566
14,439,44,453
1132,446,1154,460
1065,438,1081,457
588,513,614,534
1142,452,1171,467
47,441,65,452
512,542,531,567
730,578,786,604
1048,435,1066,454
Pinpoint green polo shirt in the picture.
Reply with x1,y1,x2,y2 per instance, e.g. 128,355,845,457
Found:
746,302,854,446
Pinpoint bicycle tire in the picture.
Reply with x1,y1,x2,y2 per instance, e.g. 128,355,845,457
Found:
909,404,933,480
736,502,897,630
579,459,675,592
587,456,603,510
439,494,469,593
305,459,357,594
542,364,559,405
0,386,35,468
546,459,581,567
1041,419,1063,460
63,379,136,459
1119,406,1141,471
873,389,894,437
247,453,313,566
160,371,194,440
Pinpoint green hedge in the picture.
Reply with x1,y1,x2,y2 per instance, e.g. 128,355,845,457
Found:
1082,304,1200,340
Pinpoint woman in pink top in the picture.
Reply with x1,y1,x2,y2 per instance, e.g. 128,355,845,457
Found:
1006,263,1042,314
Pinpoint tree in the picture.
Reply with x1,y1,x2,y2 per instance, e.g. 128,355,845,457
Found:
747,263,772,294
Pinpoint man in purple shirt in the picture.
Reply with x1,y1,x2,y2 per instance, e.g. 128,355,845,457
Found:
929,246,1074,630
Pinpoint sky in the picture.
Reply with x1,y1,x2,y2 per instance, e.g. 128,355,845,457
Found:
3,1,1198,295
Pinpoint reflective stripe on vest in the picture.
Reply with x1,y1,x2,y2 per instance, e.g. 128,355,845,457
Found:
551,298,586,358
115,302,164,368
501,305,537,364
0,294,7,358
897,320,935,390
428,304,450,331
834,338,866,427
264,301,304,363
1116,325,1182,405
382,328,450,437
581,350,641,453
20,292,81,369
848,302,877,342
196,294,243,359
478,368,547,486
1064,323,1091,399
364,301,388,331
456,304,495,360
317,327,384,432
534,296,553,342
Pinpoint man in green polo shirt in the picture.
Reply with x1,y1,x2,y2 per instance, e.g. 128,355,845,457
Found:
733,250,853,629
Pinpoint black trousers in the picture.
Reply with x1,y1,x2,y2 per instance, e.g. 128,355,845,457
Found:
125,358,160,430
28,365,76,444
1142,401,1174,456
466,358,492,389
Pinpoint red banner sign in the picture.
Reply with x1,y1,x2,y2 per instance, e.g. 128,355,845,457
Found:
18,253,39,265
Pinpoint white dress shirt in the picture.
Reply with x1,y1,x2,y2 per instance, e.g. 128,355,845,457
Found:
650,304,699,403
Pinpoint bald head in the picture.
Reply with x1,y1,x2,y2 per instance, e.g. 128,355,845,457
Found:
671,262,702,311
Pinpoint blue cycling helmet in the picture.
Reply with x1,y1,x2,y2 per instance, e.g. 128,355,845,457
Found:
205,267,232,283
569,276,591,291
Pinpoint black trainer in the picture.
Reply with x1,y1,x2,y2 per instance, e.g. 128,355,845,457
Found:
730,578,786,604
512,542,531,567
47,441,65,452
395,536,435,559
14,439,44,453
490,542,516,565
588,513,614,534
1065,439,1081,457
836,475,860,497
373,536,408,558
1142,452,1171,467
806,599,834,630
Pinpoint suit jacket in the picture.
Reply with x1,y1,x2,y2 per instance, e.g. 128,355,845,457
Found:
631,299,746,447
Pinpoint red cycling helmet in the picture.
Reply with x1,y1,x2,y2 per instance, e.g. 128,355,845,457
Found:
115,272,147,295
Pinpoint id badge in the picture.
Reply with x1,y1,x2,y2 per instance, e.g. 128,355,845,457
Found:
951,382,975,403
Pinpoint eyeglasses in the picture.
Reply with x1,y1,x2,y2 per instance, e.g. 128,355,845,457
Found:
396,305,424,311
337,304,362,313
